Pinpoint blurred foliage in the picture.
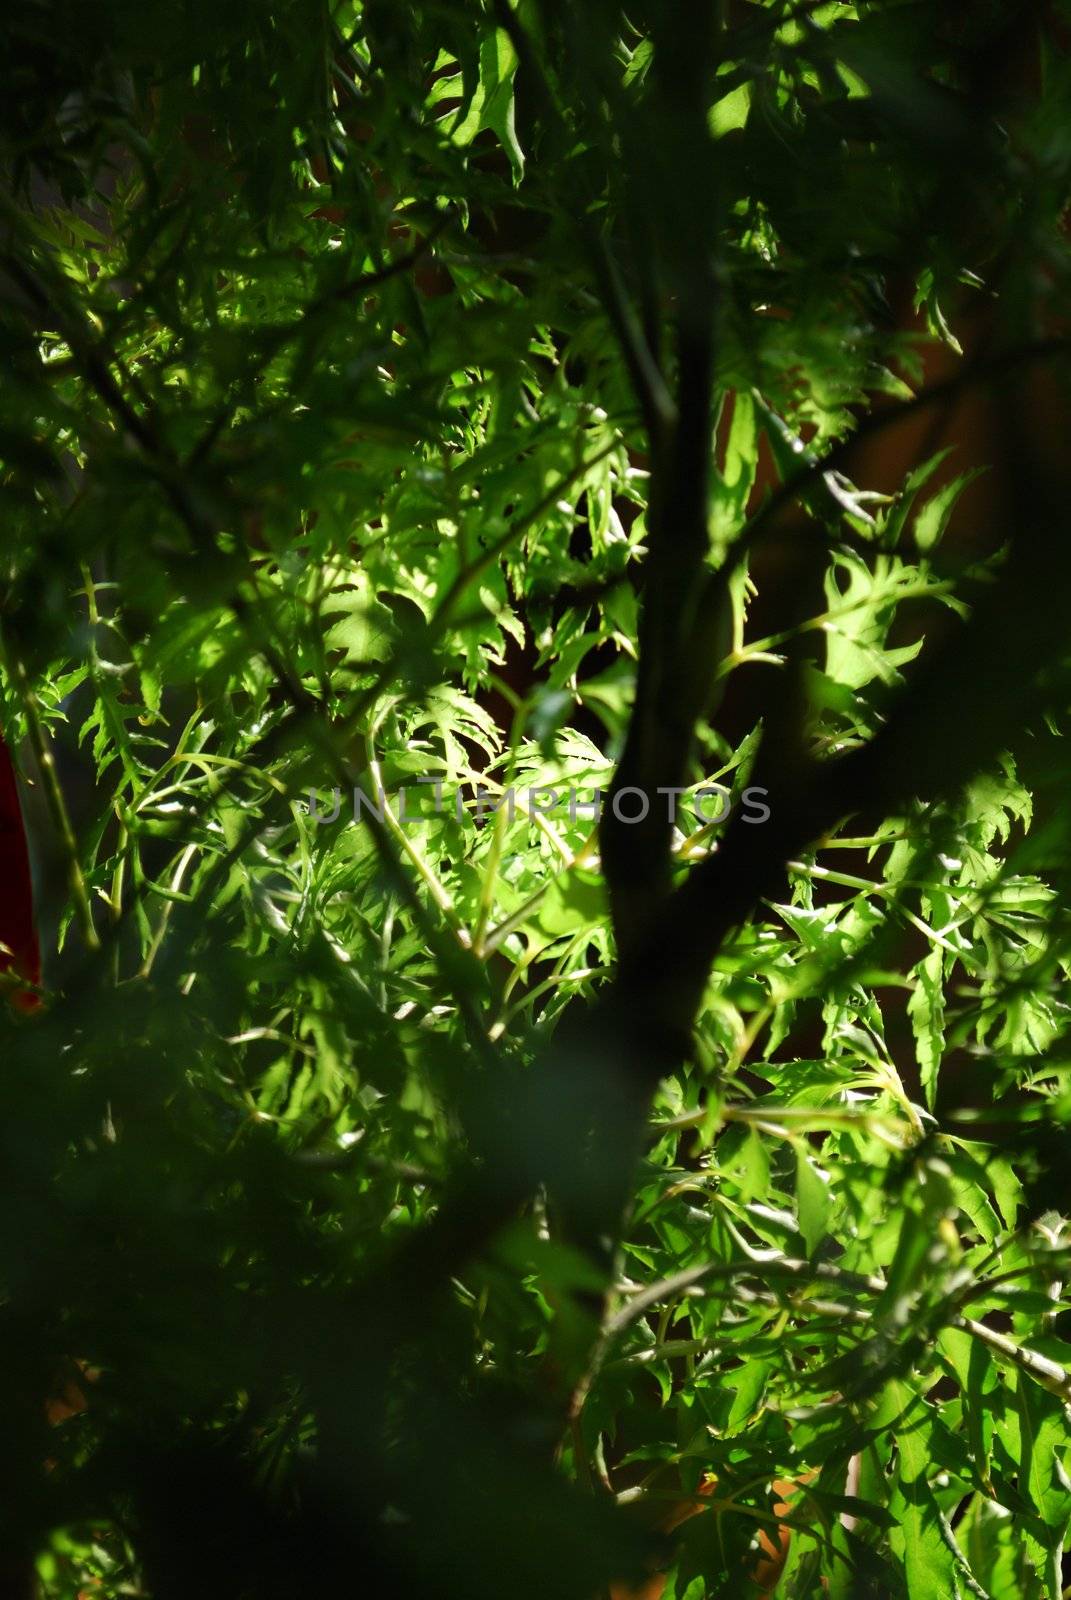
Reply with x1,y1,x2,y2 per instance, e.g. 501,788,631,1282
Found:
4,2,1071,1597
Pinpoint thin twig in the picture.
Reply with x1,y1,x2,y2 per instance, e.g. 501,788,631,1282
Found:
1,642,100,955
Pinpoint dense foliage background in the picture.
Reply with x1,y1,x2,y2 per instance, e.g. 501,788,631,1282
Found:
5,2,1071,1595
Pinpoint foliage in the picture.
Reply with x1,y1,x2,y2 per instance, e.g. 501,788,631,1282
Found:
3,2,1071,1596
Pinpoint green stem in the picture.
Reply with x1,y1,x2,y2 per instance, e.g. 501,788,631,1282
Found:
4,642,100,954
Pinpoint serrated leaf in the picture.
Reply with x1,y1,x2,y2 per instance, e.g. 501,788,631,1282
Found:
796,1152,832,1256
908,945,945,1111
452,27,525,182
886,1382,963,1599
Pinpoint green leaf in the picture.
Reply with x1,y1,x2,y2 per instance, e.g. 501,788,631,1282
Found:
1008,1374,1071,1590
535,872,608,937
709,80,751,139
711,391,758,547
914,468,987,552
452,27,525,183
885,1382,963,1599
908,945,945,1111
796,1151,832,1256
725,1356,772,1433
322,575,398,665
